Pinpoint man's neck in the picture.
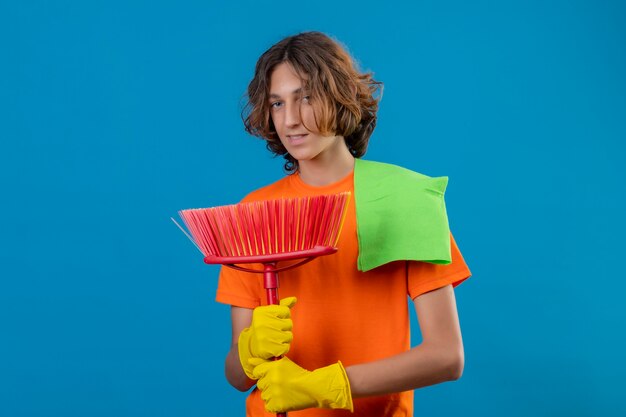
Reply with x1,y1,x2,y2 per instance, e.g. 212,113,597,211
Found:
298,141,355,187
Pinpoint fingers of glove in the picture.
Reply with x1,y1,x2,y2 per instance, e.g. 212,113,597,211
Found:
249,358,271,388
261,333,293,359
249,311,293,358
244,357,266,381
262,328,293,346
254,296,296,320
248,357,266,368
237,329,255,379
252,357,315,413
279,296,297,309
252,318,293,338
260,391,289,414
249,330,293,359
254,302,292,319
250,357,290,390
251,357,306,386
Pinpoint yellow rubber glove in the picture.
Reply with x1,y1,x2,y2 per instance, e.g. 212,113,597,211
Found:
238,297,297,379
249,357,353,413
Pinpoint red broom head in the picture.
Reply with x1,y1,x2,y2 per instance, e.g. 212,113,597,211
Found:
177,192,351,258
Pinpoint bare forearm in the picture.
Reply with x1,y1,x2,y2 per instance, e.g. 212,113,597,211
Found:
346,341,464,398
225,343,256,392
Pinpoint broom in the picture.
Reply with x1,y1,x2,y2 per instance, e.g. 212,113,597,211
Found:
173,192,351,417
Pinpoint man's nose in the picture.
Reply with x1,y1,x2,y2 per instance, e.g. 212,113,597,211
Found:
285,103,301,127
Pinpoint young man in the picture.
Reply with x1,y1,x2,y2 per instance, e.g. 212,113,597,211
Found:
216,31,471,416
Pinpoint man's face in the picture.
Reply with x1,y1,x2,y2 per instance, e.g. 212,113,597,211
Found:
268,62,342,164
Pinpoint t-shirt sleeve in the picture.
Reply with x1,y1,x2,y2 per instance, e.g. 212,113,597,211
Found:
215,264,264,309
407,233,471,299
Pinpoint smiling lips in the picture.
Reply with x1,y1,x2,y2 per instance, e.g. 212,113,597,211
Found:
287,133,308,144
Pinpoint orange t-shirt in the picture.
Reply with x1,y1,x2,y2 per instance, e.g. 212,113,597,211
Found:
216,170,472,417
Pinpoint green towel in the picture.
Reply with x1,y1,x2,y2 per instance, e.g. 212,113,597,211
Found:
354,159,451,272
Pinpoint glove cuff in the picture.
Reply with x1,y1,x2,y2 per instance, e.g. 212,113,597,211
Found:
312,361,354,412
237,327,256,380
334,361,354,412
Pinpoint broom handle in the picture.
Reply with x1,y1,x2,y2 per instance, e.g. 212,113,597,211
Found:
264,263,280,305
263,263,287,417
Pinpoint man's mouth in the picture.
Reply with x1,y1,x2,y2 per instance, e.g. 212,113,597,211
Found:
287,134,308,143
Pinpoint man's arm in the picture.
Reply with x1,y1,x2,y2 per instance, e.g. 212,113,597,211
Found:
225,306,255,391
345,284,464,397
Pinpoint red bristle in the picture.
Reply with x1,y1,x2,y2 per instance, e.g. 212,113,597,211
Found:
265,201,272,253
288,199,295,251
233,206,244,256
245,203,256,255
239,204,250,255
333,195,345,243
255,202,264,254
211,208,226,256
321,195,332,244
262,201,271,253
301,198,308,250
210,208,228,255
262,201,270,254
270,199,279,253
301,197,310,249
266,201,278,253
188,210,211,255
285,199,293,252
305,196,319,248
190,210,208,255
231,206,246,256
272,200,279,252
329,194,342,244
328,195,341,245
321,196,333,246
317,197,330,246
276,199,283,252
277,199,284,252
208,209,226,255
253,201,266,255
306,197,316,248
213,208,229,256
197,210,215,254
232,207,247,256
248,203,260,255
178,192,351,259
225,206,242,256
218,208,235,255
296,198,305,250
317,196,330,246
316,196,326,245
179,211,197,253
239,204,249,255
247,204,258,256
289,199,296,251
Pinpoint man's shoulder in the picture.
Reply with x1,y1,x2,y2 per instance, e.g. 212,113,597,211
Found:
355,159,432,180
355,158,448,197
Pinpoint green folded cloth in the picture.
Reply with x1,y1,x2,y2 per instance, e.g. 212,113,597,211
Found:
354,159,451,272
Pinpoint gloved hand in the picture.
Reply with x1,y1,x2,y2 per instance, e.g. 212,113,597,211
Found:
238,297,297,379
249,356,353,413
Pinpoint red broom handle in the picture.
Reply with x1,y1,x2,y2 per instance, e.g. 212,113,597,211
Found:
263,263,280,305
263,263,287,417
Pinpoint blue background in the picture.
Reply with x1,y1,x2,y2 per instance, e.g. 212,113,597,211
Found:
1,1,624,416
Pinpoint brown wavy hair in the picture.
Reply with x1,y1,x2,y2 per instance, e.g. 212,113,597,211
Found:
241,31,383,172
